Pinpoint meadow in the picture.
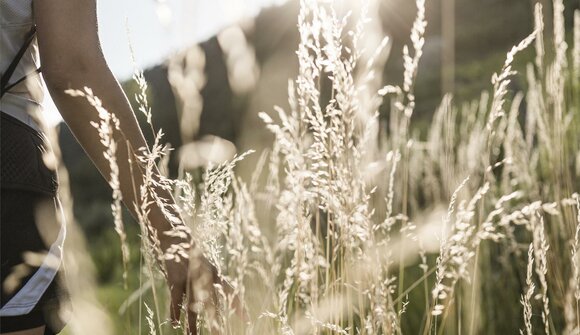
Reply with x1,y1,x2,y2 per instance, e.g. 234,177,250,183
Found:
57,0,580,334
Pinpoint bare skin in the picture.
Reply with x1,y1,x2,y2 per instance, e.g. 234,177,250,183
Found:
28,0,221,333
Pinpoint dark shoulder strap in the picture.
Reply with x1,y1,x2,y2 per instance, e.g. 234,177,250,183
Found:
1,26,39,98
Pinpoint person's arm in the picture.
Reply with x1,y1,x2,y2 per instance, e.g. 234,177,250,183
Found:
32,0,197,329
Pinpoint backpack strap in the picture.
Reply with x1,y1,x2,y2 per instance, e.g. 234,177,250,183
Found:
1,26,41,98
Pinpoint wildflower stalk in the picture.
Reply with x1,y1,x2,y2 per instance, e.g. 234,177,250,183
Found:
65,87,130,287
520,244,535,335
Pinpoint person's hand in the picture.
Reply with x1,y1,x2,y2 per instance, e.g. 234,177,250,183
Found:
162,237,246,335
163,252,193,331
161,235,205,334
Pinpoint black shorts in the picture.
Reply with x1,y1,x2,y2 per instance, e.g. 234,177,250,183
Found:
1,112,68,334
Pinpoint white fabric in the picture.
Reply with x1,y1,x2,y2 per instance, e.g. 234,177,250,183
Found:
1,0,44,130
1,93,43,133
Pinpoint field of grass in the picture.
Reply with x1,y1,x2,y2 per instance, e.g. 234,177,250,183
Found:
57,0,580,334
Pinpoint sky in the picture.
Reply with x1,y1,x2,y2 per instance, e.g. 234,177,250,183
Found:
44,0,286,125
100,0,285,79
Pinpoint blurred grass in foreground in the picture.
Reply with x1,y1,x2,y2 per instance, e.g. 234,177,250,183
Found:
55,0,580,334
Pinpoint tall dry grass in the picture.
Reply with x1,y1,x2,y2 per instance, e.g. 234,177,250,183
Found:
61,0,580,334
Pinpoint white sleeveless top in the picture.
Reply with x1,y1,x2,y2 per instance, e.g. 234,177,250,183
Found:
1,0,65,317
1,0,44,132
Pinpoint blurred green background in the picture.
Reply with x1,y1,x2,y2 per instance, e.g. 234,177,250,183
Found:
55,0,578,332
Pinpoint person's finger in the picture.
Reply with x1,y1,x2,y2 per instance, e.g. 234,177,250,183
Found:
230,291,249,322
186,298,198,335
188,251,218,333
185,269,198,335
219,278,248,322
169,281,185,328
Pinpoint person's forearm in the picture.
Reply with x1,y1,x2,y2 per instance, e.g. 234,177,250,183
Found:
44,59,179,241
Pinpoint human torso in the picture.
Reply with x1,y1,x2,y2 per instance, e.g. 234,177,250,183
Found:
0,2,66,323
